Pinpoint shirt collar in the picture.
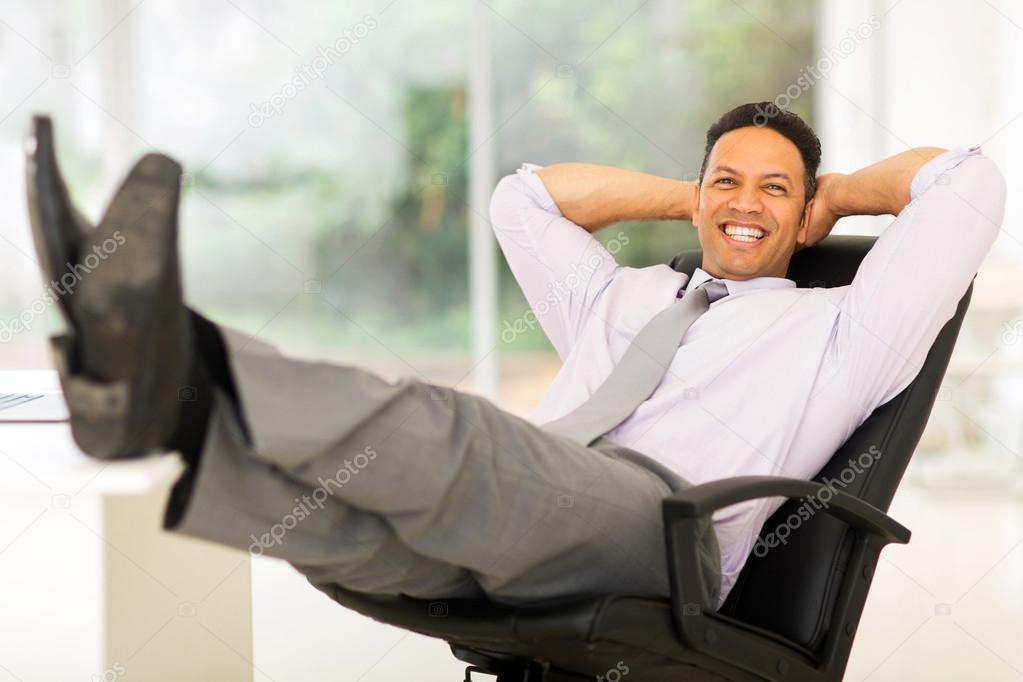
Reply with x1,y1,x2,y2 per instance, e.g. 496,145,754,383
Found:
682,267,798,297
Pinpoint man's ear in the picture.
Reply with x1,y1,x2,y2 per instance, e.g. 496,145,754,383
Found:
690,182,701,228
795,196,814,247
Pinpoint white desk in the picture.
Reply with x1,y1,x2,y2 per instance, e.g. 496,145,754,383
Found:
0,371,253,681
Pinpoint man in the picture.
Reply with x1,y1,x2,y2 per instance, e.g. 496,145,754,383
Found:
25,102,1005,614
486,102,1005,604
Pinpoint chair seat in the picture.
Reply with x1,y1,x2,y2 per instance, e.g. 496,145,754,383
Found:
324,585,793,681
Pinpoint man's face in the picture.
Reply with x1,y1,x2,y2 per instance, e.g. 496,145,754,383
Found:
691,126,811,281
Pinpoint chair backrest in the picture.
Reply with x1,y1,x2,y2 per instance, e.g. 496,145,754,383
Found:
668,236,974,651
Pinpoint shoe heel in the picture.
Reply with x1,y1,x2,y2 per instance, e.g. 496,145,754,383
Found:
50,334,133,459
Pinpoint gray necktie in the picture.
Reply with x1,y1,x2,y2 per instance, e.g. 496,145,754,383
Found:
540,278,730,446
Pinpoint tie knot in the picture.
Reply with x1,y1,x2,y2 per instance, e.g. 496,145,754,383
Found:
700,279,730,303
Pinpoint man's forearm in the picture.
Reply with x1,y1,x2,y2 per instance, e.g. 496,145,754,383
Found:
535,163,696,233
827,147,948,217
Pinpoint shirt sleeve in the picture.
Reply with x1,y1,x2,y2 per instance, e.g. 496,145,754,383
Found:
489,163,621,360
834,145,1007,416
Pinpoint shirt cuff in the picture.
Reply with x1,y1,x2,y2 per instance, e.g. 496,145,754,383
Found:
909,145,983,201
515,162,564,217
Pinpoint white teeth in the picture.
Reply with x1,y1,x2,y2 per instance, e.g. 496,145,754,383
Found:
723,224,765,239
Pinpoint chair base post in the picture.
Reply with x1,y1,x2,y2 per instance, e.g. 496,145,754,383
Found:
463,661,551,682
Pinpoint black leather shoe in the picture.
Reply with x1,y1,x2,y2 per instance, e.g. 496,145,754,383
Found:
25,114,195,459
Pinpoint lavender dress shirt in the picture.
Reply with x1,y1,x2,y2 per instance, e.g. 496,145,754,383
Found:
488,146,1006,608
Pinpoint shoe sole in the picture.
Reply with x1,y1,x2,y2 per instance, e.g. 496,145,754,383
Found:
25,115,90,331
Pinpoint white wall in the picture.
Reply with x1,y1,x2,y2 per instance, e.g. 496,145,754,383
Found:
818,2,1023,679
817,0,1019,256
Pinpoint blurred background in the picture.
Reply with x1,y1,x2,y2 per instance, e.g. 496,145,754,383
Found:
1,0,1021,680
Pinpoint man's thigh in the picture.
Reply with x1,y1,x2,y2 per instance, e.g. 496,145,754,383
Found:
172,320,721,606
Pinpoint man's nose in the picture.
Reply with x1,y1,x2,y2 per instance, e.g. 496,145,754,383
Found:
728,185,763,214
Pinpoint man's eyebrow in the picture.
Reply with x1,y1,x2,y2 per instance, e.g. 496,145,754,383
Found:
711,165,792,183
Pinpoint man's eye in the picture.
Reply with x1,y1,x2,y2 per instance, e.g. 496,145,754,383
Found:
716,178,784,192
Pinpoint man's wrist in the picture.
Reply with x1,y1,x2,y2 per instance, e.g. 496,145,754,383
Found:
665,180,698,221
821,173,854,218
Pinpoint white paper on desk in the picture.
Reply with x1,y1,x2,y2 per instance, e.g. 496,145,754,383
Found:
0,391,70,422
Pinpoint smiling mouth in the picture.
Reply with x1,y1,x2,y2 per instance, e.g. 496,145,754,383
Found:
719,223,768,246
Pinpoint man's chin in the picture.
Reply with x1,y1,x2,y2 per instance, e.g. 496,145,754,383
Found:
717,255,761,273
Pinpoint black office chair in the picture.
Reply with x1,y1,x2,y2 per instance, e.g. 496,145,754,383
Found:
317,235,974,681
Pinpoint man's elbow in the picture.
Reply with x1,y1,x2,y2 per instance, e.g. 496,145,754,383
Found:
976,154,1007,204
959,154,1007,237
489,173,524,231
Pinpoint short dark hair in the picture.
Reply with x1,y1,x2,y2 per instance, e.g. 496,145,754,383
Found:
698,102,822,208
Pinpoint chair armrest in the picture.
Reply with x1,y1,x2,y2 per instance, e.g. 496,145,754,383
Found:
664,475,910,544
660,475,911,682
